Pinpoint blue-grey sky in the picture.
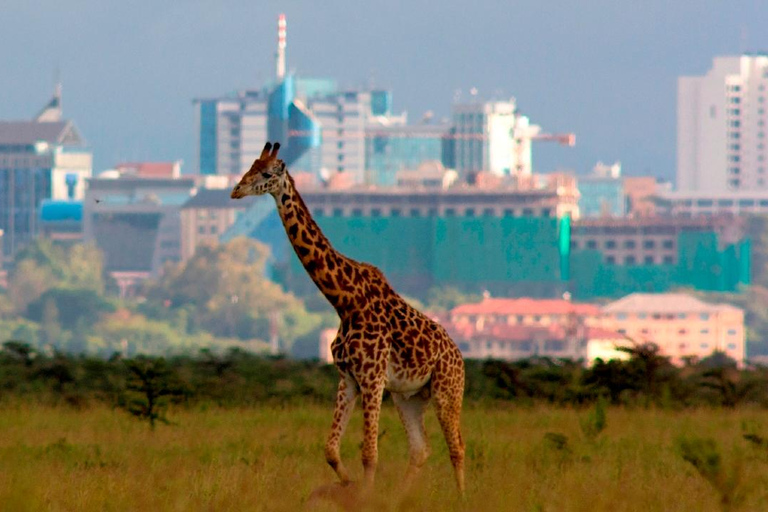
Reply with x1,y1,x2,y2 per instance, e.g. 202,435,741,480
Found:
3,1,768,180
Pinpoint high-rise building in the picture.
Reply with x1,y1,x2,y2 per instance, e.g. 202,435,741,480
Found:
0,87,92,258
452,97,574,179
678,54,768,192
578,161,625,218
194,14,401,184
364,120,451,186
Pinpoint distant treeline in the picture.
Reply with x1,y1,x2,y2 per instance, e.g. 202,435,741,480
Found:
3,341,768,410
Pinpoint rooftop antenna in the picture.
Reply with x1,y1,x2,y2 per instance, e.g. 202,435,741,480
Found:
276,14,287,79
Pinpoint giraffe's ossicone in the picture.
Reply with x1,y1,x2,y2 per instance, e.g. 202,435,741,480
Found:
232,142,466,494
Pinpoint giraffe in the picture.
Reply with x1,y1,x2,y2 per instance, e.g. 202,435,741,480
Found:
231,142,466,493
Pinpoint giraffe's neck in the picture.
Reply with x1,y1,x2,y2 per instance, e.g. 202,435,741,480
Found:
273,175,349,312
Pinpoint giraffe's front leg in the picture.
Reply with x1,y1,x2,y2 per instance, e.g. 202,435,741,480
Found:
360,382,385,488
325,376,357,483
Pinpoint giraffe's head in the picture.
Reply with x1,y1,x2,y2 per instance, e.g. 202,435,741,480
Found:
231,142,287,199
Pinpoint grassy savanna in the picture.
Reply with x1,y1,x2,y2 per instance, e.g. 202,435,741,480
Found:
2,404,768,511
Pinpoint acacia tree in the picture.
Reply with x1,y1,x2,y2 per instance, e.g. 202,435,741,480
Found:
122,357,185,430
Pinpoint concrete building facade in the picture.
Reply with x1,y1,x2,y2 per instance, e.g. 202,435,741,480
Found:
0,90,92,258
601,293,746,364
678,54,768,192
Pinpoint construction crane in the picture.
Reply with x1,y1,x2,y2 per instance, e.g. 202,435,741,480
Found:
511,122,575,177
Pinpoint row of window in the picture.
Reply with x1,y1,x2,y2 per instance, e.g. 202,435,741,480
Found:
197,225,218,235
604,255,674,265
311,207,553,218
574,239,675,250
613,312,714,321
682,198,768,207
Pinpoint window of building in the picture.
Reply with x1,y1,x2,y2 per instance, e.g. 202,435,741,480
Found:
410,208,421,217
465,208,475,217
371,208,381,217
210,225,218,234
624,240,636,249
644,255,655,265
483,208,494,217
728,154,740,162
333,208,343,217
727,329,737,336
662,239,674,249
570,240,579,250
198,226,205,234
606,256,616,264
638,313,647,319
605,240,616,249
503,209,514,217
390,208,401,217
729,167,741,175
625,256,637,265
643,240,655,249
522,208,534,216
352,208,363,216
313,209,324,217
445,208,456,216
541,208,551,217
678,328,687,335
663,255,674,264
700,329,710,335
699,313,709,321
700,343,709,349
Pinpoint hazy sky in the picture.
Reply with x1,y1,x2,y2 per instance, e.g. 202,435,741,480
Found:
3,1,768,180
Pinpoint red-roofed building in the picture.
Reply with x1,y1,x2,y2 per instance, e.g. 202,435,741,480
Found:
451,297,600,330
115,161,182,179
448,296,618,361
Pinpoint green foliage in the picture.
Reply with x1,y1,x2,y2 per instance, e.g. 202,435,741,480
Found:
425,285,482,312
676,437,745,510
579,395,607,442
142,239,328,351
8,240,106,314
122,358,185,429
26,288,115,331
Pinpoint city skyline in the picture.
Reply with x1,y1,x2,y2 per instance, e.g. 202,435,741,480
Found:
3,1,768,178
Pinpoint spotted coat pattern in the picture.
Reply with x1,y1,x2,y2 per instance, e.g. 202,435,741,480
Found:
231,142,465,493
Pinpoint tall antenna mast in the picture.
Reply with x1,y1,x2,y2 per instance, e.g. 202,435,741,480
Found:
276,14,287,79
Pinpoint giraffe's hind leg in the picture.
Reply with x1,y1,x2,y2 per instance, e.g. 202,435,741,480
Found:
325,376,358,483
359,382,386,489
432,356,466,494
392,387,431,487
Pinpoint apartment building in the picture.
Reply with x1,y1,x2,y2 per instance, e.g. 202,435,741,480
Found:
601,293,745,364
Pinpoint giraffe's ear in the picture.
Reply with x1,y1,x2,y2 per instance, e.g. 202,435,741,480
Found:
260,142,273,160
271,142,281,159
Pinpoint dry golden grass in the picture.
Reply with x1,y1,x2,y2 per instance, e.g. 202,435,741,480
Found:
1,403,768,511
